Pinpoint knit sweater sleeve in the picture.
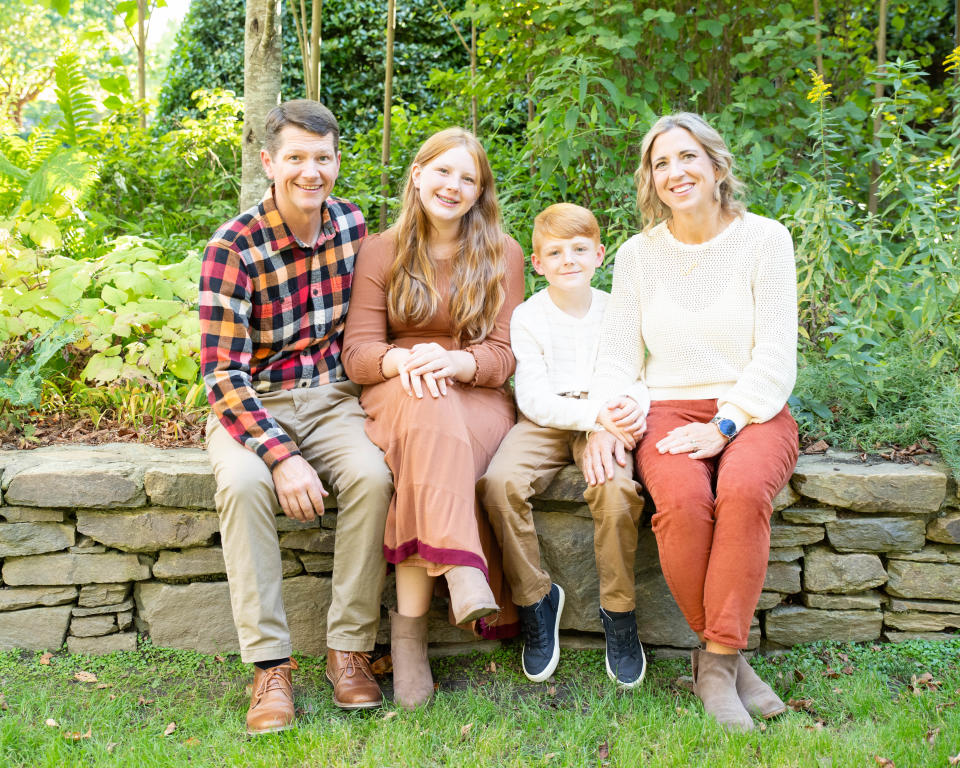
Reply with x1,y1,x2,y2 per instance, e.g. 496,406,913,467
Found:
715,222,797,428
511,296,603,432
589,238,650,410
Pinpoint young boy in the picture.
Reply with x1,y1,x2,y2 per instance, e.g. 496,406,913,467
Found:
478,203,649,687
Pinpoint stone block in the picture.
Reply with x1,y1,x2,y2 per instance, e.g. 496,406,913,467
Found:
0,605,71,651
153,548,227,580
4,461,145,508
70,614,117,637
768,547,802,563
887,598,960,614
927,514,960,545
803,591,882,610
826,517,926,553
781,507,837,525
76,508,219,553
3,553,151,585
886,561,960,601
772,484,801,512
0,507,66,523
769,524,823,548
883,611,960,632
67,632,137,655
0,586,77,611
763,562,801,594
72,598,134,617
144,464,216,508
275,516,321,532
135,575,332,655
756,592,782,610
0,522,75,557
747,616,761,649
278,527,336,553
300,552,335,573
885,631,957,643
803,547,887,593
764,606,882,645
535,465,587,504
791,454,946,514
887,546,960,564
79,584,130,607
118,610,133,630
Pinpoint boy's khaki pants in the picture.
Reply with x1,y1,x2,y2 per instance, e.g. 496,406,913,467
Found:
478,416,644,612
206,381,393,663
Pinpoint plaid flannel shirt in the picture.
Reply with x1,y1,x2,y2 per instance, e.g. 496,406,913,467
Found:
200,188,366,469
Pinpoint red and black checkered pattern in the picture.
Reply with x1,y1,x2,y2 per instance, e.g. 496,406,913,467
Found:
200,188,366,469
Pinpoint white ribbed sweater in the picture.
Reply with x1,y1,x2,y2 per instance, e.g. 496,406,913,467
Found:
511,288,649,432
590,212,797,430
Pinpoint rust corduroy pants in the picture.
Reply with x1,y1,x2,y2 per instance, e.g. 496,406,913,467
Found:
636,399,799,649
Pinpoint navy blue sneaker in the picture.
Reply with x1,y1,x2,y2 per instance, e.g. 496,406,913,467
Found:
517,583,565,682
599,607,646,688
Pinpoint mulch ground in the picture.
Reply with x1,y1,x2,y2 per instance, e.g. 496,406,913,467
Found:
0,412,206,451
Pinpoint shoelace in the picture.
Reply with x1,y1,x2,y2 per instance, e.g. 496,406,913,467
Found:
254,660,297,702
609,625,642,664
520,598,551,650
340,651,375,681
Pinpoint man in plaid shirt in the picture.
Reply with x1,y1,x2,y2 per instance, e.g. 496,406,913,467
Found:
201,100,392,734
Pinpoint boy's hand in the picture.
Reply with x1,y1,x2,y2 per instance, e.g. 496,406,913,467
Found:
605,396,646,438
582,430,629,486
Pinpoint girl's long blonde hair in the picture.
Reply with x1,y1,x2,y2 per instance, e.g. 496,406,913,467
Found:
634,112,746,231
387,128,505,345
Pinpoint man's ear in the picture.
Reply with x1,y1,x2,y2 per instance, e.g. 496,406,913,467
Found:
260,148,274,179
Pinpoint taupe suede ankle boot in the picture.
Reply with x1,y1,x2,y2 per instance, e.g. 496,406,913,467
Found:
691,648,754,731
390,610,434,710
445,566,499,625
736,653,786,718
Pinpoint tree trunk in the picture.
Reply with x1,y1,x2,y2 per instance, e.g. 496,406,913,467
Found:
813,0,824,77
137,0,146,129
470,18,478,135
240,0,282,212
379,0,396,231
868,0,888,216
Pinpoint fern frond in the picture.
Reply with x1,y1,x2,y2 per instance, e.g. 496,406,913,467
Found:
22,148,98,207
54,47,97,147
25,123,60,172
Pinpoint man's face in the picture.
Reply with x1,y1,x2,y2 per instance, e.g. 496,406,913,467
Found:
261,125,341,223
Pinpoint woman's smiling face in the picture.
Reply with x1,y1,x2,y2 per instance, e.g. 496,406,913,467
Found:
650,127,720,218
411,145,480,229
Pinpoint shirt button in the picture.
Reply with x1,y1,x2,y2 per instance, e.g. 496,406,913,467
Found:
300,381,309,388
311,287,320,297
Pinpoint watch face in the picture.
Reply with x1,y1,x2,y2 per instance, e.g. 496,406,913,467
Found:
717,419,737,437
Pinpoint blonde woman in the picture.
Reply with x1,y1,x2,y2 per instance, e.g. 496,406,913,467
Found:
342,128,523,709
584,113,799,730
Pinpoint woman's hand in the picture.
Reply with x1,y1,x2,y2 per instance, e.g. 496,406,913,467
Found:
655,421,727,459
399,342,476,399
581,429,629,486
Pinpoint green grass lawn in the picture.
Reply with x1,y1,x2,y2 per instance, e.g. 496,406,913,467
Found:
1,638,958,767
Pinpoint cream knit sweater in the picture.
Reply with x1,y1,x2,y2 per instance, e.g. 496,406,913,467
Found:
590,212,797,431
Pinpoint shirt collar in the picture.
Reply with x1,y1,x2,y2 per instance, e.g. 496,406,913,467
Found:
259,185,340,254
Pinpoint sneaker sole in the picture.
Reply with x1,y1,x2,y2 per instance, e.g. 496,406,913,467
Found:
605,647,647,689
522,585,565,683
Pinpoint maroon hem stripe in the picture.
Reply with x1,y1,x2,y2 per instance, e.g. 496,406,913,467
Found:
477,618,520,641
384,540,489,580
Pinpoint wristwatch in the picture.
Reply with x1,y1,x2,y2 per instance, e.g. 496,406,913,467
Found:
710,416,738,441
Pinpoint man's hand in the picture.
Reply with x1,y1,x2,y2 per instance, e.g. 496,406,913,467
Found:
582,429,629,486
272,455,328,521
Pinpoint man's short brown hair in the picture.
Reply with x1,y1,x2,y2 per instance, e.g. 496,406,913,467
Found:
264,99,340,156
532,203,601,255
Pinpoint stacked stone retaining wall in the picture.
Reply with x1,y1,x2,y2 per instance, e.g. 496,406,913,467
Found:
0,444,958,656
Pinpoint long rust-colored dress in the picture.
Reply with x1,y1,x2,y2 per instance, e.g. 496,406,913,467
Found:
341,230,524,638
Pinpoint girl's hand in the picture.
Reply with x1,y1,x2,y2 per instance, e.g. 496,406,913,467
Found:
401,343,474,398
655,421,727,460
581,430,629,486
382,347,416,395
606,396,647,438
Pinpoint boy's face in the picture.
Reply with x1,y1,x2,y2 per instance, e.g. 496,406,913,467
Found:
532,235,605,292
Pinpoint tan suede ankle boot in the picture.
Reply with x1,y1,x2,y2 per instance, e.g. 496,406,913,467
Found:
390,610,434,710
444,566,499,625
736,653,786,718
691,648,754,732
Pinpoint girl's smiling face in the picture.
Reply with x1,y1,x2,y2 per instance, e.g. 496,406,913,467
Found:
411,146,480,229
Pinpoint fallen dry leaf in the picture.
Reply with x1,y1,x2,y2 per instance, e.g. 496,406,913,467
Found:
214,655,225,663
163,722,176,737
547,685,557,696
543,753,558,761
924,727,939,746
874,757,894,768
95,683,113,689
74,671,97,683
598,740,610,760
39,652,53,666
804,439,829,454
137,695,154,706
841,666,854,675
460,723,473,738
824,667,840,679
382,710,398,720
788,698,814,712
370,655,393,677
803,720,825,731
106,742,117,754
0,693,7,711
948,753,960,766
910,672,942,694
183,737,200,746
484,660,497,673
45,718,58,727
63,727,92,742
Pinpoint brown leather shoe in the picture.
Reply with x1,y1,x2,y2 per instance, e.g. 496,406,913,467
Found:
325,649,383,710
246,658,298,735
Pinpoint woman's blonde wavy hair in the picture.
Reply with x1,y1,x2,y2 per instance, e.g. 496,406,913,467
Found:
634,112,746,231
387,128,505,345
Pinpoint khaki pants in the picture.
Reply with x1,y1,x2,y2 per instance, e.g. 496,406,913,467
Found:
206,381,393,663
478,417,644,612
